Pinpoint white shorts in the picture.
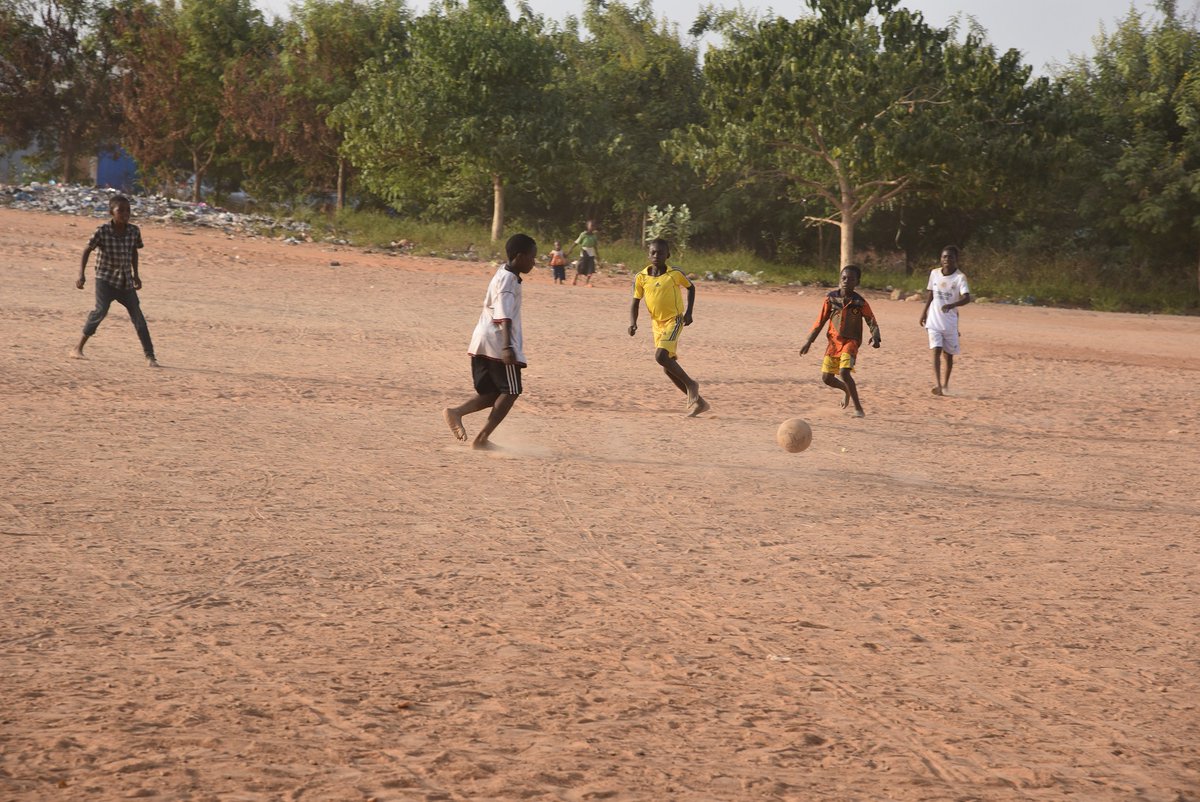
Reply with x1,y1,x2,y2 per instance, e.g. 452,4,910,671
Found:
927,328,960,355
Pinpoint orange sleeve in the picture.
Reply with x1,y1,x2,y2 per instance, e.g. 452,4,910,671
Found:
812,297,831,332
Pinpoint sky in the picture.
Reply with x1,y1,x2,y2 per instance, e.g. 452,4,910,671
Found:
253,0,1197,73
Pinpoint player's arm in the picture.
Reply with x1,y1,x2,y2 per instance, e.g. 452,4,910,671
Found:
628,298,640,336
942,292,970,313
919,289,933,326
799,304,830,355
682,282,695,325
866,312,882,348
131,247,141,289
495,319,517,365
77,243,95,289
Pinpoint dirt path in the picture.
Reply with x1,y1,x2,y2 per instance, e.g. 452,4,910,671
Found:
1,209,1197,801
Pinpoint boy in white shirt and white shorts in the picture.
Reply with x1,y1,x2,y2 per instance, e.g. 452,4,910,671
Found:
919,245,971,396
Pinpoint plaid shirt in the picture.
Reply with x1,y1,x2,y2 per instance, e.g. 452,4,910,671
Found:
88,222,143,290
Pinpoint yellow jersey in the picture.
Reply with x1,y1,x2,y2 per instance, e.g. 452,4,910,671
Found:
633,265,691,322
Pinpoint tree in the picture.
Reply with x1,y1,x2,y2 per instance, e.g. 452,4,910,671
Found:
560,0,703,236
224,0,409,209
337,0,564,240
1058,1,1200,294
0,0,119,182
112,0,270,201
676,0,1041,268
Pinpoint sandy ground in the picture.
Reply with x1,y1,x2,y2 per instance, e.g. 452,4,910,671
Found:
0,208,1197,802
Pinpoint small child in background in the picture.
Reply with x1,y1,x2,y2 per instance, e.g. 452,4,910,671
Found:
548,241,568,284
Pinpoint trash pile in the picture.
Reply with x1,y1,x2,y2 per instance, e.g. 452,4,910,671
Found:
704,269,763,285
0,182,313,240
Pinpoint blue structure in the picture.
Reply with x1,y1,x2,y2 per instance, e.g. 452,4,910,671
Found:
94,147,137,191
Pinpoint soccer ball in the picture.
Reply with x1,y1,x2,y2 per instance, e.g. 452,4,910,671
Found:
776,418,813,453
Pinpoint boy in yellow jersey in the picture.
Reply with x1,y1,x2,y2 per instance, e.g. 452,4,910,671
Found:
628,238,709,416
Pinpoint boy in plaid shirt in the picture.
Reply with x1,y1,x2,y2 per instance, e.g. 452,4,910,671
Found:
72,195,158,366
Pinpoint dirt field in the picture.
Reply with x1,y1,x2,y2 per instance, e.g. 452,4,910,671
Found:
1,208,1197,802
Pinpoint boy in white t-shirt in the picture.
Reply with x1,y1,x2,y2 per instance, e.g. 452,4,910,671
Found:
919,245,971,396
443,233,537,450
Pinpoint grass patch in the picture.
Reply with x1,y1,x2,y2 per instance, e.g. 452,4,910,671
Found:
279,208,1199,314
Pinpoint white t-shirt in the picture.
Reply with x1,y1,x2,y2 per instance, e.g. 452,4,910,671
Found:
925,268,970,333
468,265,526,366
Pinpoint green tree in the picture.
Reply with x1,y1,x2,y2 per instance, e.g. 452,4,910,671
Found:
224,0,409,209
112,0,270,201
0,0,119,182
1059,1,1200,294
337,0,564,240
561,0,703,236
676,0,1041,268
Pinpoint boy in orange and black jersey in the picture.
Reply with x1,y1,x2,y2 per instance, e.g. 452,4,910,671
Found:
799,264,881,417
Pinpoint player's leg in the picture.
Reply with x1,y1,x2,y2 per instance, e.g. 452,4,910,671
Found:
472,393,517,449
654,319,704,412
836,351,862,414
929,329,946,395
444,393,498,442
820,352,850,408
445,357,505,442
840,367,864,416
74,281,117,357
657,352,708,415
656,348,689,395
940,329,959,393
472,361,523,449
115,288,157,365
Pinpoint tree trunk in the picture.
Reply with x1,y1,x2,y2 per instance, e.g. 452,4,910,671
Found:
836,164,856,268
191,151,203,203
839,214,855,268
60,133,75,184
490,173,504,242
336,158,346,213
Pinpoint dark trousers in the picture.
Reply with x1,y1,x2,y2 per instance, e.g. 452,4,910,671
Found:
83,279,155,358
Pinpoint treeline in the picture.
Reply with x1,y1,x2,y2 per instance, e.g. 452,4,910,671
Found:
2,0,1199,300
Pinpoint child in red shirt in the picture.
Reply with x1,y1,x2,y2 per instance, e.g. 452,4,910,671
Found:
799,265,881,417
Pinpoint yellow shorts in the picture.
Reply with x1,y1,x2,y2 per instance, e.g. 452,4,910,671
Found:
821,351,855,374
652,316,684,357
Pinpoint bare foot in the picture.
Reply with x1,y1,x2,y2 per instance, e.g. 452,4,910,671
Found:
443,408,467,442
147,357,160,368
472,438,498,451
852,409,865,418
69,348,85,360
839,391,850,409
931,386,944,396
686,397,711,417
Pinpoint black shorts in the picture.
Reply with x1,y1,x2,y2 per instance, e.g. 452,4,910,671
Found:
552,265,566,280
472,355,523,396
577,254,596,275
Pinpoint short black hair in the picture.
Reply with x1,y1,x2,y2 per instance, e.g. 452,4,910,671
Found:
941,245,959,256
841,264,862,279
648,237,670,250
505,233,536,261
109,195,130,211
